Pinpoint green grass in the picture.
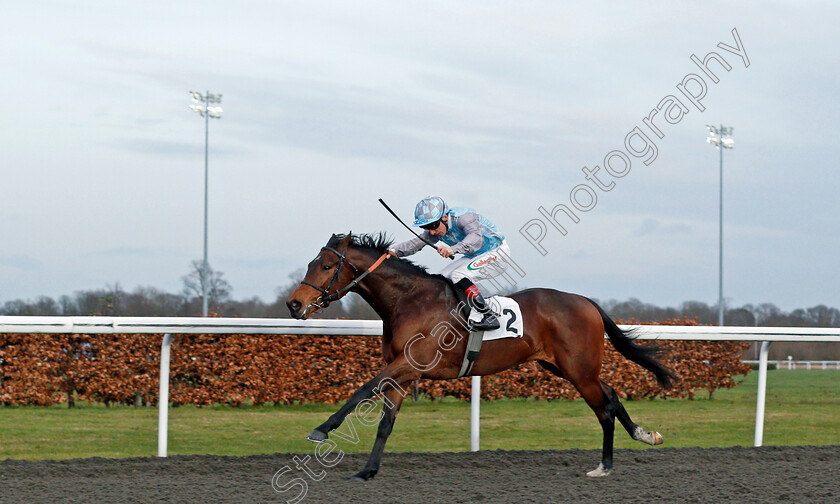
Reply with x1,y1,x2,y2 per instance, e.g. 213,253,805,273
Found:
1,370,838,460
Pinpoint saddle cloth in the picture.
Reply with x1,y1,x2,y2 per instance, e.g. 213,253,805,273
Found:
468,295,524,341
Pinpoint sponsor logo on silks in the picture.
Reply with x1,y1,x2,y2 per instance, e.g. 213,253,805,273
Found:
467,255,498,271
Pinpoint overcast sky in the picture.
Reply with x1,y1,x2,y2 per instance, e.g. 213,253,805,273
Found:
2,1,839,312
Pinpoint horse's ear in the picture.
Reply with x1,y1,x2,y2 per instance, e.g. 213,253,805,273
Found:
338,233,352,252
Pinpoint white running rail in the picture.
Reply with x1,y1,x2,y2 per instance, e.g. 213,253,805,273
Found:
2,317,839,455
743,359,840,370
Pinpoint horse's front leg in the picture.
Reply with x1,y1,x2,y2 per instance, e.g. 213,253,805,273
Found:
306,374,384,442
351,385,405,481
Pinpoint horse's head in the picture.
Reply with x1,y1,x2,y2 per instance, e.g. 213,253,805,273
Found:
286,233,359,319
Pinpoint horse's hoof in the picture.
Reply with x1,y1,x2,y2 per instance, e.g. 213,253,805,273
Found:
586,463,612,478
634,426,664,446
306,429,328,443
652,431,663,445
350,469,377,481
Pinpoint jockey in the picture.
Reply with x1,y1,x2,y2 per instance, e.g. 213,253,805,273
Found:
389,196,510,332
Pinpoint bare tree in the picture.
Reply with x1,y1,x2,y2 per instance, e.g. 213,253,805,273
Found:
751,303,783,326
274,268,306,303
182,260,232,314
726,308,756,326
343,293,380,320
123,286,186,316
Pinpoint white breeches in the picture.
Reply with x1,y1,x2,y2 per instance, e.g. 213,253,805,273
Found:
438,240,511,285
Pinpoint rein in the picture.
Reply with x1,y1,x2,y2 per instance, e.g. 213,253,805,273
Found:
300,247,394,313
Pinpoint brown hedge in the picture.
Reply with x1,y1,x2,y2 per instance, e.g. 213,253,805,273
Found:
0,318,749,406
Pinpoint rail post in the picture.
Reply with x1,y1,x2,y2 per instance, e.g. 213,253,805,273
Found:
158,333,173,457
471,375,480,451
754,341,771,447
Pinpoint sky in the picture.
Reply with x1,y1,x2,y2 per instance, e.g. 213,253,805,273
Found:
2,1,839,312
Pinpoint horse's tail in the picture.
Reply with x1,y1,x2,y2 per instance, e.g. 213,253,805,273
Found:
586,298,677,389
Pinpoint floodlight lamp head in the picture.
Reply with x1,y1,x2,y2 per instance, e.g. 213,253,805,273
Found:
206,93,223,104
207,106,223,118
706,137,720,146
189,104,206,117
189,91,205,103
721,138,734,149
706,125,719,135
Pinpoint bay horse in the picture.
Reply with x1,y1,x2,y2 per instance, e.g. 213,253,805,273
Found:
286,233,675,480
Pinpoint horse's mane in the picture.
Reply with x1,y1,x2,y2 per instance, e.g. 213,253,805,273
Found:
327,232,435,278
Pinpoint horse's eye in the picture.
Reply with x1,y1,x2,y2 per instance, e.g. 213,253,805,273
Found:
322,264,332,271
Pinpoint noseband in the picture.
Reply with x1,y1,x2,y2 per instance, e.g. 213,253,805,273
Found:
300,246,358,312
299,247,393,314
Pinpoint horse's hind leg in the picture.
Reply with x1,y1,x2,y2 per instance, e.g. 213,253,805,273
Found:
574,379,618,477
603,381,664,446
538,360,618,477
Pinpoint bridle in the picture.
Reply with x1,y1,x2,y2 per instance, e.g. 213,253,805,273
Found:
299,246,393,314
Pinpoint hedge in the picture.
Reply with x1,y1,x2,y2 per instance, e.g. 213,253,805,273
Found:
0,318,749,406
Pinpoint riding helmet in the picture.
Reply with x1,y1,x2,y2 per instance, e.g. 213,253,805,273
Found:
413,196,448,227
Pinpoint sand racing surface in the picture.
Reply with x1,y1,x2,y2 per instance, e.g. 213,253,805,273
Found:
2,445,838,503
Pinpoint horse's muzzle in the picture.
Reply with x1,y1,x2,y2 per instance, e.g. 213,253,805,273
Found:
287,299,304,319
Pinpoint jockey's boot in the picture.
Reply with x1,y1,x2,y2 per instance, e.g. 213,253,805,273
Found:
470,296,500,331
455,279,500,332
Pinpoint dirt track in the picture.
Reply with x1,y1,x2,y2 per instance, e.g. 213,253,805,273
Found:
1,446,838,503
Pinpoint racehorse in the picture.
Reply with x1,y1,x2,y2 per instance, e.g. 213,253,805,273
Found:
286,233,675,480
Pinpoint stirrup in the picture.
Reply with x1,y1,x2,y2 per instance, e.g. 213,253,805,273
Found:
469,313,500,332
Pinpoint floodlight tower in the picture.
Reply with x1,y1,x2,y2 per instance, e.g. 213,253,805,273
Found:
706,124,734,326
189,90,223,316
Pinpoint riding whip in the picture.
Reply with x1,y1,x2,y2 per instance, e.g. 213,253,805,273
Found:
378,198,455,260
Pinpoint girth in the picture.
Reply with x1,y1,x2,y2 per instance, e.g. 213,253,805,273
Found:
447,280,484,378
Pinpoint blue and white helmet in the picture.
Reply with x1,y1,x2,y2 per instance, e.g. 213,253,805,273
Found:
413,196,448,227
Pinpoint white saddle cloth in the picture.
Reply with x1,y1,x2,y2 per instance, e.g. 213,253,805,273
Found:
468,295,524,341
